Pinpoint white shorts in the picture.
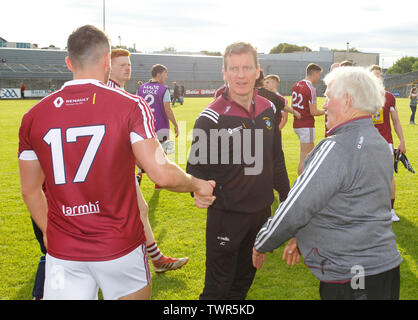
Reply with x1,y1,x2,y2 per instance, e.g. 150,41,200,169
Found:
43,244,150,300
294,127,315,144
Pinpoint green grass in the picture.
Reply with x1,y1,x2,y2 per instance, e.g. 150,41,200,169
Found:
0,97,416,300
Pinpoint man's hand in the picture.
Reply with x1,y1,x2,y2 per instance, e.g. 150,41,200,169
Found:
174,123,179,138
282,238,301,266
293,109,301,119
193,180,216,209
398,141,406,154
252,247,266,270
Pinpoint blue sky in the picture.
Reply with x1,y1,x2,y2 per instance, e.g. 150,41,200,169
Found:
2,0,417,68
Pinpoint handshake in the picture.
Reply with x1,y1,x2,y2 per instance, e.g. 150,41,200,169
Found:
192,178,217,209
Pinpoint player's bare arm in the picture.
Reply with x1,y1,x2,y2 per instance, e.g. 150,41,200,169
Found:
19,159,48,246
390,108,406,153
284,105,301,119
163,101,179,137
132,138,215,204
309,102,325,117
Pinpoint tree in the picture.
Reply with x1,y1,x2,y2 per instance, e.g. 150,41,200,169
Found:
269,43,312,54
412,60,418,72
386,56,418,75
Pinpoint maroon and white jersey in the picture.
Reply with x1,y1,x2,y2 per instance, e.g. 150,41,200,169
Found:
292,80,317,128
373,91,395,144
106,78,120,88
18,79,156,261
277,92,288,108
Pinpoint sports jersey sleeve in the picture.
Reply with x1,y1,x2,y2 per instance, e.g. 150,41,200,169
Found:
271,104,290,201
387,93,396,112
307,82,317,105
255,140,345,252
274,94,285,112
163,89,171,103
18,112,38,161
186,112,214,181
129,97,157,144
277,94,288,108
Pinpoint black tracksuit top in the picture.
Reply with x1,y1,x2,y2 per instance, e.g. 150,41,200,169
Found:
186,90,290,213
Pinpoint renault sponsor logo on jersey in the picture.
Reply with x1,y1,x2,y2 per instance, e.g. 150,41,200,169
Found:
54,97,64,108
263,116,272,130
65,97,90,106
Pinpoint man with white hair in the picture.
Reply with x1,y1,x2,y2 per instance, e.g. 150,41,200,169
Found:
253,66,402,300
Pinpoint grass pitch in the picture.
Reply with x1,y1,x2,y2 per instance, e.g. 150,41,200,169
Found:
0,97,416,300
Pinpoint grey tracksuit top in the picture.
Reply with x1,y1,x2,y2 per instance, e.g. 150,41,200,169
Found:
255,116,402,282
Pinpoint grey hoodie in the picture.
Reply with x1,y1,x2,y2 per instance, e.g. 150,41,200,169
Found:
255,116,402,282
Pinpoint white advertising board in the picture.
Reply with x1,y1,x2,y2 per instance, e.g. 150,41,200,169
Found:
0,88,21,99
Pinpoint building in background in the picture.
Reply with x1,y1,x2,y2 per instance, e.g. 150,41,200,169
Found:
0,46,392,97
0,36,37,49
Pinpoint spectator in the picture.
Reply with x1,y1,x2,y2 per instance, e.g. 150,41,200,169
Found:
21,82,26,98
409,86,417,124
179,84,185,105
172,82,180,106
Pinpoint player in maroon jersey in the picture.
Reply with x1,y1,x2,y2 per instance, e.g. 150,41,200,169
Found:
370,65,406,222
18,25,215,300
264,74,301,130
108,48,189,274
292,63,325,175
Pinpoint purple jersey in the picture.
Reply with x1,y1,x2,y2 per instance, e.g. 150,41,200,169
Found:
137,82,169,140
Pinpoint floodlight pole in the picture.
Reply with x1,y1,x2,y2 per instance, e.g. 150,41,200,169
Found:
103,0,106,32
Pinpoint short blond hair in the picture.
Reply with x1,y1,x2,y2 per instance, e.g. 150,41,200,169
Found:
368,64,382,73
265,74,280,83
340,60,354,67
111,48,130,60
324,66,385,115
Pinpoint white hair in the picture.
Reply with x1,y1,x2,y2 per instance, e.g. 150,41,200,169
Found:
323,66,385,114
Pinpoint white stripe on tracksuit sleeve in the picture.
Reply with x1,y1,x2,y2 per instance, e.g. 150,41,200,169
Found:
254,139,344,252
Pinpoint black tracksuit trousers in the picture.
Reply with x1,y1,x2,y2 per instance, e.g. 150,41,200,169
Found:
200,206,271,300
319,266,400,300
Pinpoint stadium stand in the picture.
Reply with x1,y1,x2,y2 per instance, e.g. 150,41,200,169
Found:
385,71,418,98
0,47,381,96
